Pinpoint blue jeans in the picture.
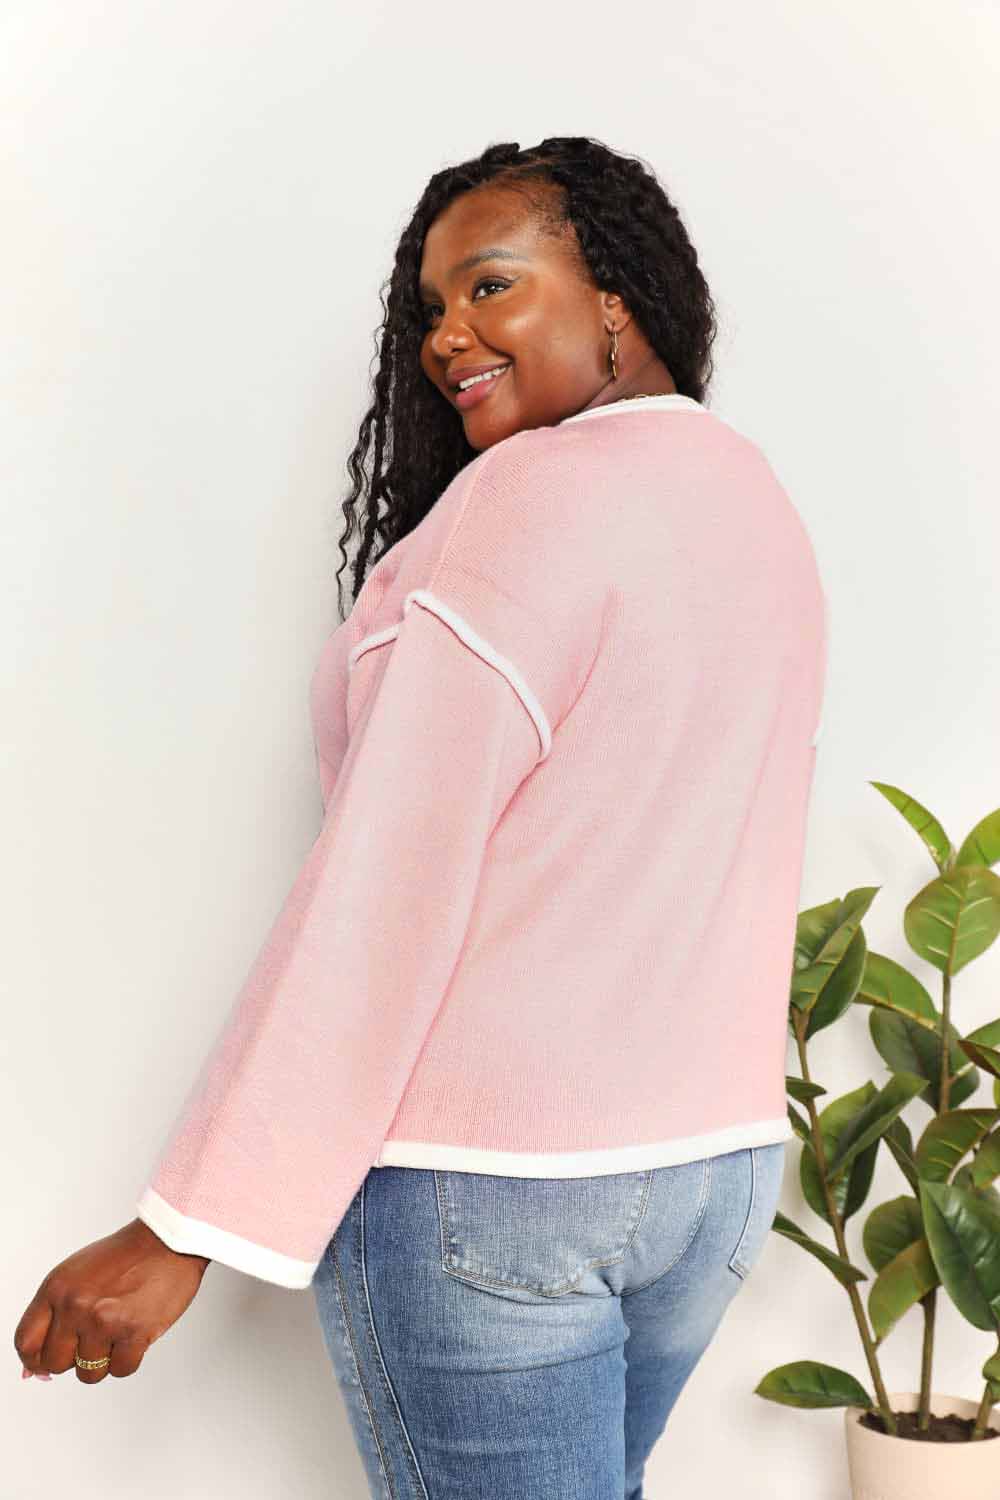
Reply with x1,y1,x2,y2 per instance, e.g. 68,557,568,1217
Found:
311,1142,785,1499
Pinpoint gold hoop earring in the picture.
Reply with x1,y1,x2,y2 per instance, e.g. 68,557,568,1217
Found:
607,326,619,380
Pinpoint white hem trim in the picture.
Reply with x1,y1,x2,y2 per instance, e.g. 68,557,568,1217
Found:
372,1115,794,1176
136,1187,318,1289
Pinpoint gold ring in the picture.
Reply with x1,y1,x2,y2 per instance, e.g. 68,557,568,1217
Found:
74,1354,111,1370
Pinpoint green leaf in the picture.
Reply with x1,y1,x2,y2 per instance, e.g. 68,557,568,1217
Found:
971,1128,1000,1190
772,1210,868,1287
868,1008,980,1113
805,930,868,1040
945,1069,981,1110
787,1102,811,1142
954,807,1000,870
868,781,954,870
959,1038,1000,1081
919,1179,1000,1331
953,1166,1000,1210
825,1073,929,1184
868,1238,939,1345
915,1110,999,1183
786,1076,827,1104
755,1360,873,1410
882,1116,920,1192
800,1082,880,1226
961,1023,1000,1097
966,1020,1000,1049
791,890,879,1038
854,951,939,1032
903,867,1000,976
790,898,850,1013
862,1196,924,1273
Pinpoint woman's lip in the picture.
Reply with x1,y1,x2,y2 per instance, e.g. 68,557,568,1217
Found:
453,364,511,411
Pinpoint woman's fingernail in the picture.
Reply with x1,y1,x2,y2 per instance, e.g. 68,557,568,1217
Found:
21,1367,32,1380
36,1371,52,1380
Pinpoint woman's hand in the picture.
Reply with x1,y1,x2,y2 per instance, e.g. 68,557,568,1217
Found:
14,1217,210,1384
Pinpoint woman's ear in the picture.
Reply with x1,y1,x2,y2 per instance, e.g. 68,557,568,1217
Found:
600,289,633,332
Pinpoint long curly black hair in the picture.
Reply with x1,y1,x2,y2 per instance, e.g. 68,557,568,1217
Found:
332,134,718,620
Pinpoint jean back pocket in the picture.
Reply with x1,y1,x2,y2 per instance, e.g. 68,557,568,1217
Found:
435,1168,652,1299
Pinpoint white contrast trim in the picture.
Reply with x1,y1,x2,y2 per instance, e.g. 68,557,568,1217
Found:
558,393,707,426
404,588,552,761
346,589,552,761
136,1187,318,1290
372,1114,794,1176
348,622,400,670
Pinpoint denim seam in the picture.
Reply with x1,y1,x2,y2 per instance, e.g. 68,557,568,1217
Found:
727,1145,757,1279
621,1168,655,1255
332,1231,394,1500
435,1168,654,1296
358,1178,431,1498
620,1156,713,1299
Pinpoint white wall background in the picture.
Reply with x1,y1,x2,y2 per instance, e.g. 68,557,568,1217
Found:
3,2,998,1496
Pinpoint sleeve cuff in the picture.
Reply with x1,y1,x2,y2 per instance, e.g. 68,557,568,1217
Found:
136,1187,319,1290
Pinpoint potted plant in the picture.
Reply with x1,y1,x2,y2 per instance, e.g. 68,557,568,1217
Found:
755,785,1000,1497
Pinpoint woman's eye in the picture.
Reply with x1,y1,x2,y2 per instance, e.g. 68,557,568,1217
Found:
421,278,509,327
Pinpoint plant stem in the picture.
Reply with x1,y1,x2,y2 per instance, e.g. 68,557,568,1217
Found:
915,969,953,1430
793,1010,898,1438
939,970,952,1113
971,1334,1000,1441
917,1289,935,1430
971,1384,994,1441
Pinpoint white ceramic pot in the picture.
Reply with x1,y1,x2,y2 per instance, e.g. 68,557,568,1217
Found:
844,1391,1000,1500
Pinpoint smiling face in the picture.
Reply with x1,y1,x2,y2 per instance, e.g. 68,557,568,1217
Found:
417,185,630,449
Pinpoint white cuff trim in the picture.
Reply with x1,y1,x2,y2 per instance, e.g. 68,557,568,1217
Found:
136,1187,318,1290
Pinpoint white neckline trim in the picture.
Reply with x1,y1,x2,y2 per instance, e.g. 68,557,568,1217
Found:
558,393,706,425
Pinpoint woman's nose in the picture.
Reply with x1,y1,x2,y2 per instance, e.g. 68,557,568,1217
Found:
430,311,474,357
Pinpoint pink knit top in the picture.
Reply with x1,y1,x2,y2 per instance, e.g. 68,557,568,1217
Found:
136,394,828,1288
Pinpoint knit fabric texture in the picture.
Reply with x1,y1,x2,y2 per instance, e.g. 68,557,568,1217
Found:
135,394,828,1288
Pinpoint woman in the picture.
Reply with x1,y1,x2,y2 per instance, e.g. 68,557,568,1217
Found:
15,136,826,1499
